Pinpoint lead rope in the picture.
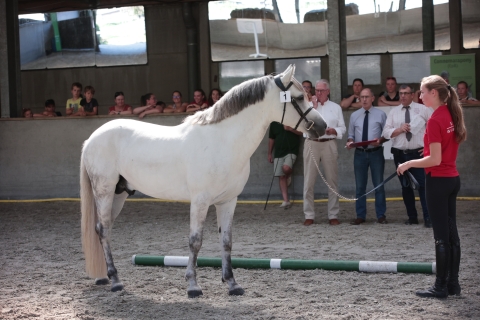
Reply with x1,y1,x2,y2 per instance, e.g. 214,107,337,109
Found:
306,139,397,201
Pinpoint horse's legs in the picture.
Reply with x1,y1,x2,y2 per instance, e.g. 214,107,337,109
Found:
95,192,128,291
185,199,210,298
215,197,244,296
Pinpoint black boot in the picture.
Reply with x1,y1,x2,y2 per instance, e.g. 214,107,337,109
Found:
447,242,461,295
416,240,449,298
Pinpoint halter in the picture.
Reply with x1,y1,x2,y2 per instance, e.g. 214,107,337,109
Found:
274,75,315,131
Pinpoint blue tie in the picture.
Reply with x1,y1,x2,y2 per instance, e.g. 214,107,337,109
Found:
362,110,369,148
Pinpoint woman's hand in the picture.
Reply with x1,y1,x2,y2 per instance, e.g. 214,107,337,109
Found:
397,161,411,175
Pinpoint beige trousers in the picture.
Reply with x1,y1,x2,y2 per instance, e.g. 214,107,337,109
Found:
303,139,339,220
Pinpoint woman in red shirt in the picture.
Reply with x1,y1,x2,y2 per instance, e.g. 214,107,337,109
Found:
108,92,133,115
397,75,467,299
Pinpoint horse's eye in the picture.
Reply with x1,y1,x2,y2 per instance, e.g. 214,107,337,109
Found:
296,95,304,101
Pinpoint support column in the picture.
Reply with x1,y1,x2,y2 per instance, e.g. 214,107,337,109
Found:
183,2,199,102
198,2,212,93
327,0,347,104
449,0,463,54
264,60,275,76
380,54,393,81
422,0,435,51
0,0,22,118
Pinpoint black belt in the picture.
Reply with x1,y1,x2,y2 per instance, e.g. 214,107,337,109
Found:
356,146,382,153
391,147,423,155
310,138,335,142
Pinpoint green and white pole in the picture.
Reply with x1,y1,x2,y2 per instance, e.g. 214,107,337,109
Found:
132,255,435,274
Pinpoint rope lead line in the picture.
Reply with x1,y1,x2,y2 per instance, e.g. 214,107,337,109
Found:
306,139,397,201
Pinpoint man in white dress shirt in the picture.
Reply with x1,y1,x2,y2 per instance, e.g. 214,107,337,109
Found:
382,84,433,227
303,79,346,226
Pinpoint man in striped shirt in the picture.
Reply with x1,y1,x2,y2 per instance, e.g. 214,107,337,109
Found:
382,84,433,227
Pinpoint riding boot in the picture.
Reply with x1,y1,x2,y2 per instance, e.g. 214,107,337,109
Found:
416,240,449,298
447,242,461,295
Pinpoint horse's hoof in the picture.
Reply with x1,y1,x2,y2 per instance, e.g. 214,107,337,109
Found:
94,278,109,285
229,287,245,296
111,283,124,292
187,290,203,298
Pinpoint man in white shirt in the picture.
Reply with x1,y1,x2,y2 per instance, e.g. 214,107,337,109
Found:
382,84,433,227
303,79,346,226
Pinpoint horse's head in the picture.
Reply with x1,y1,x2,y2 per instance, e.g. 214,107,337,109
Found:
273,65,327,139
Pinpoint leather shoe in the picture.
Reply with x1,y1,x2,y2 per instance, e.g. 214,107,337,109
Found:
377,217,388,224
303,219,314,226
424,218,432,228
405,218,419,225
350,218,365,225
329,219,340,225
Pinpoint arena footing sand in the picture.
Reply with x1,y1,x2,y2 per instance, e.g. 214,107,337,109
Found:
1,200,479,319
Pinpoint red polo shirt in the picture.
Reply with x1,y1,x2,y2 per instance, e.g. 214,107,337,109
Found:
424,105,459,177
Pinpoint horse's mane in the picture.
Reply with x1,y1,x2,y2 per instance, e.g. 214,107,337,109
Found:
185,75,272,125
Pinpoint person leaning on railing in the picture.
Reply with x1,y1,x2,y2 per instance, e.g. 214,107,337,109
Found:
108,91,133,116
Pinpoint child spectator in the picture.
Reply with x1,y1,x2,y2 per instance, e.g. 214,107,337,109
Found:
22,108,43,118
78,86,99,116
66,82,83,116
108,91,133,115
43,99,62,117
133,93,163,119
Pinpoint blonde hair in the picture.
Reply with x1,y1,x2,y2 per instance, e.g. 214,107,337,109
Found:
421,75,467,143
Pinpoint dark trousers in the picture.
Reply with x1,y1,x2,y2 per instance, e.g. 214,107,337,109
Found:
393,151,429,220
354,147,386,219
426,173,461,245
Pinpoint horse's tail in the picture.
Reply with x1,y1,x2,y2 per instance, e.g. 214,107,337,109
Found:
80,149,107,279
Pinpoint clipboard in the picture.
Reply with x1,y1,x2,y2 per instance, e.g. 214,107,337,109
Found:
350,140,378,148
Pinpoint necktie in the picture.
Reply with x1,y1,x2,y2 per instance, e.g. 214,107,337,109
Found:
362,110,369,148
404,106,412,141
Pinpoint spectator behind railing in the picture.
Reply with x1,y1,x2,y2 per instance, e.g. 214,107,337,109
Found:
302,80,313,102
208,88,223,107
164,90,187,113
108,91,133,115
78,86,99,116
133,93,164,119
186,89,208,112
43,99,62,117
341,78,364,109
66,82,83,116
377,76,400,106
456,81,478,105
22,108,43,118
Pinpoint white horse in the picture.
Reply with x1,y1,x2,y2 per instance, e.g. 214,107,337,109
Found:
80,64,327,297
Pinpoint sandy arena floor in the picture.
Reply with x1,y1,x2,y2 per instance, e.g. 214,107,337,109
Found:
0,200,479,319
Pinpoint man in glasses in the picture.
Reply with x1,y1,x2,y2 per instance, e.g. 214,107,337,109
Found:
341,78,364,109
302,80,346,226
382,84,433,227
346,88,387,225
378,77,400,106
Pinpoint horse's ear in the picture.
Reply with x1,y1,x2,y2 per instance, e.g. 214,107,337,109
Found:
281,64,296,87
